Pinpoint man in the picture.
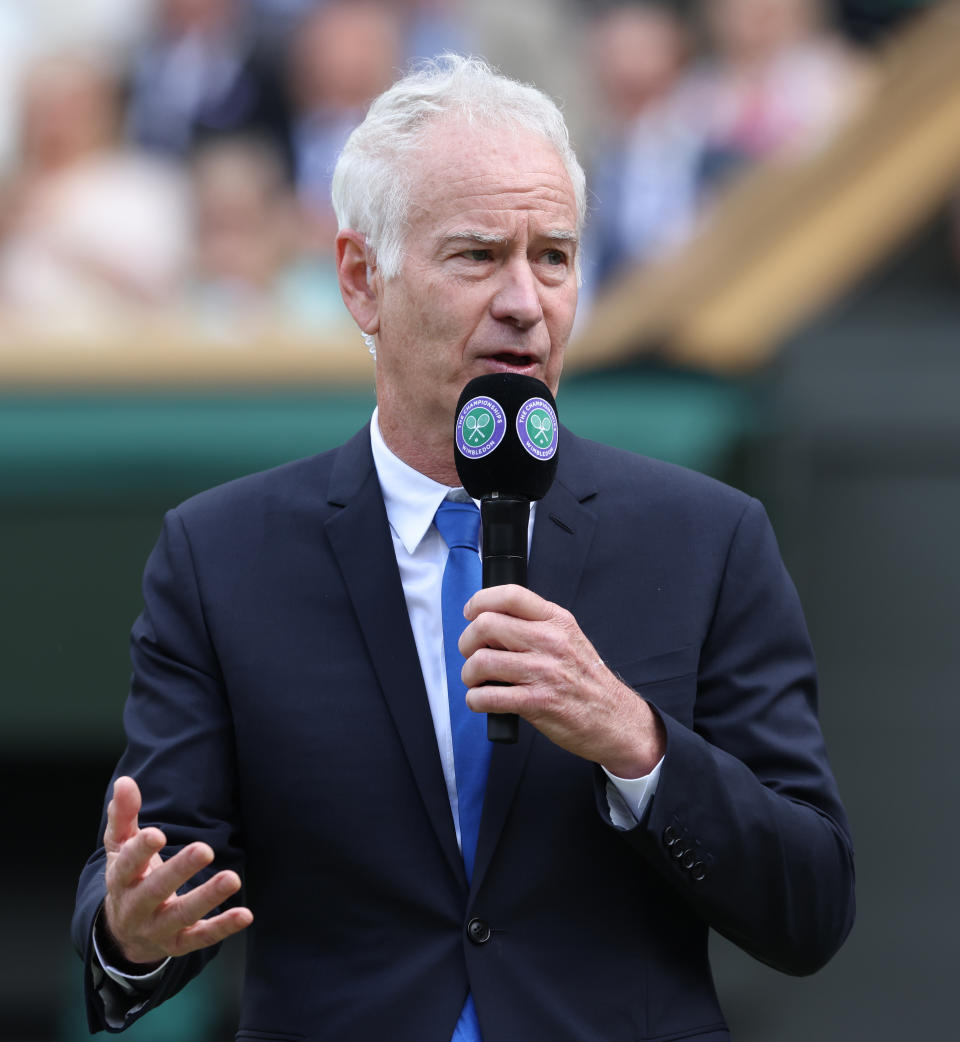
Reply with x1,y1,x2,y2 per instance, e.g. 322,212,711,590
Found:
74,55,854,1040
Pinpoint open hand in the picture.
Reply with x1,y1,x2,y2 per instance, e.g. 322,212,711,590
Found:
101,776,253,968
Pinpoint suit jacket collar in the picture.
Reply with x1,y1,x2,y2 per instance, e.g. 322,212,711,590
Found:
325,428,467,885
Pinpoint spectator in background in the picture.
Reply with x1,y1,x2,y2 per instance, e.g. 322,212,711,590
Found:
126,0,293,172
289,1,402,260
246,0,317,51
187,136,297,333
0,0,153,172
186,135,344,338
580,3,698,302
689,0,872,194
578,0,873,308
399,0,473,64
249,0,470,63
0,53,191,332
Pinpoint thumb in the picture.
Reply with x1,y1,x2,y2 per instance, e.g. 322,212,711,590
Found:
104,776,142,853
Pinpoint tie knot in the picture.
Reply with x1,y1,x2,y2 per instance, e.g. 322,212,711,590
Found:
435,499,480,551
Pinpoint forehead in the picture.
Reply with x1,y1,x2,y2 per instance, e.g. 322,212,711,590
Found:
405,118,577,237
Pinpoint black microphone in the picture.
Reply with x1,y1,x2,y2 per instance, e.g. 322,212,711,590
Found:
453,373,560,743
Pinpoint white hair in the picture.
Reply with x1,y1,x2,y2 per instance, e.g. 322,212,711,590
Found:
331,53,586,281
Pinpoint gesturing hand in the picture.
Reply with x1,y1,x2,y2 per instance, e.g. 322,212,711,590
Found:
100,776,253,969
460,585,665,778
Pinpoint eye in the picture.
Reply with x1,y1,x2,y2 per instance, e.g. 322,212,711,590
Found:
543,248,569,266
463,249,493,262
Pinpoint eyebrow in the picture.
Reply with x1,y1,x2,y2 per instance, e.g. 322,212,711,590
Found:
544,230,579,244
440,229,579,248
440,231,508,248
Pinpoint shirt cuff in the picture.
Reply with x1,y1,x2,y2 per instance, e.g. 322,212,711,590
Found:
92,911,171,993
602,756,664,830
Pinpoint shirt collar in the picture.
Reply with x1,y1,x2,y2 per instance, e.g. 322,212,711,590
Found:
369,409,468,555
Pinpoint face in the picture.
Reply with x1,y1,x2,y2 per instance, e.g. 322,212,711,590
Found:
365,119,579,469
710,0,813,61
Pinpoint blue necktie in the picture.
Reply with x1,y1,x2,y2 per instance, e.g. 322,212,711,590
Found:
435,499,488,1042
434,499,490,881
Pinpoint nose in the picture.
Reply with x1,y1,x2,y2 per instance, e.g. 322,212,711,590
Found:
490,257,543,330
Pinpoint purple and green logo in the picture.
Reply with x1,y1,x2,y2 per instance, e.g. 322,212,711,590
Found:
516,397,558,460
456,396,507,459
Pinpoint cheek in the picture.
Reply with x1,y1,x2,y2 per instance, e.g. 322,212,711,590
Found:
547,288,578,341
402,274,470,336
382,299,467,389
414,296,487,368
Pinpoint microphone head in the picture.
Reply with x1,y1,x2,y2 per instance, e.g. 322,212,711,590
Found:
454,374,559,500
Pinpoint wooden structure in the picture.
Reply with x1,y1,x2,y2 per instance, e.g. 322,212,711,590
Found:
573,1,960,372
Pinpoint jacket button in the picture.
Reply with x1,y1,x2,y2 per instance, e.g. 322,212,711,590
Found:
467,918,491,945
691,861,707,882
682,849,696,870
663,826,678,847
671,843,686,861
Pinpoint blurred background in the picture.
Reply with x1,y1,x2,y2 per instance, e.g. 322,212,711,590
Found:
2,0,958,1039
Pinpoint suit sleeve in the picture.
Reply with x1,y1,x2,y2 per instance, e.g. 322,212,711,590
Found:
606,497,855,975
72,508,244,1033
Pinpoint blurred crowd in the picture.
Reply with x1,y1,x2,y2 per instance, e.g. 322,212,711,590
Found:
0,0,876,344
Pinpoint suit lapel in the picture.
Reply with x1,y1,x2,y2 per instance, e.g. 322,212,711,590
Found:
527,451,599,608
471,430,599,895
324,430,466,887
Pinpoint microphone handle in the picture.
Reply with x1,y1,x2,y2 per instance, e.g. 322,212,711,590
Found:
480,495,530,744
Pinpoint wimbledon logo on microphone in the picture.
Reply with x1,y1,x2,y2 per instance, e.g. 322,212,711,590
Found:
456,396,507,459
517,397,558,460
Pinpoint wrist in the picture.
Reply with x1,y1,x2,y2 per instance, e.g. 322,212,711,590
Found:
95,908,164,975
601,697,666,779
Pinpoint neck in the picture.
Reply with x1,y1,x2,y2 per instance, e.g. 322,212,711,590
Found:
377,408,461,487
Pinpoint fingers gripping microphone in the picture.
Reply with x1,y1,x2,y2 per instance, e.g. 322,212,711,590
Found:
453,374,560,743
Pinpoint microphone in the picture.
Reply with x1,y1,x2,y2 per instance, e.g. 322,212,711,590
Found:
453,373,560,743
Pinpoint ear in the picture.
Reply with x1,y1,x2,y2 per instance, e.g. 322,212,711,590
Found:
336,230,380,336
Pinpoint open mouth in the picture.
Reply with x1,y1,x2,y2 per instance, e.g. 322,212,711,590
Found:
491,353,535,367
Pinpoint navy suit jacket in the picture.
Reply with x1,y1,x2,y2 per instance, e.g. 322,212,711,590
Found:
74,426,855,1041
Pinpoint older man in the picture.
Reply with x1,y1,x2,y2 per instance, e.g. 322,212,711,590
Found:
74,56,854,1042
